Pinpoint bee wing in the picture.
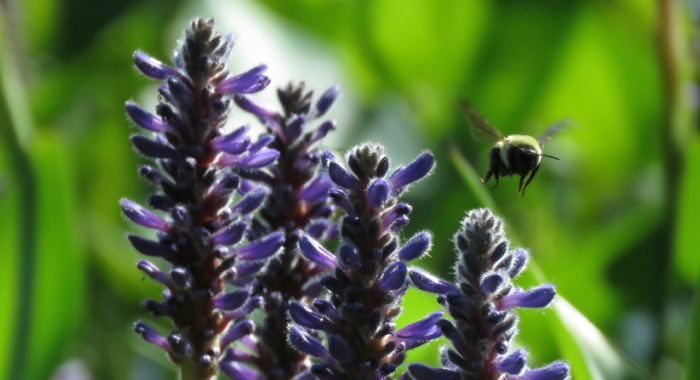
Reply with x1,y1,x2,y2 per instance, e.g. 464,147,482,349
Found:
461,100,505,143
538,118,576,148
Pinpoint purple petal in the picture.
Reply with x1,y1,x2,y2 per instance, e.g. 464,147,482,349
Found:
508,249,530,278
409,268,459,295
131,135,177,159
299,175,332,203
435,319,471,356
137,260,176,289
220,362,264,380
368,179,390,208
134,321,171,352
213,221,248,246
398,232,432,262
223,296,263,320
125,102,164,132
127,235,178,261
219,150,280,169
133,52,179,80
248,134,275,154
378,363,397,377
298,233,338,269
307,220,329,240
312,299,345,324
289,325,332,361
233,261,266,279
309,120,336,144
496,348,527,375
390,152,435,190
233,94,280,121
212,135,251,155
380,262,407,290
314,85,340,117
286,114,305,141
338,244,361,270
481,272,505,294
390,215,409,232
289,302,339,333
213,289,250,311
321,150,341,170
220,319,255,349
217,64,269,94
395,311,443,340
231,187,270,215
120,199,170,231
220,125,252,143
381,203,412,231
513,362,571,380
235,232,285,261
328,161,363,192
329,188,353,214
221,347,256,363
497,285,556,310
407,364,460,380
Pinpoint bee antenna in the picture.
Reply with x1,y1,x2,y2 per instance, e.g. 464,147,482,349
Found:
540,154,560,160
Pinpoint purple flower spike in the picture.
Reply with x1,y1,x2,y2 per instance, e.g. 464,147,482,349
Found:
231,187,270,215
211,135,251,155
309,120,337,144
224,296,264,320
328,335,355,362
133,52,179,80
390,152,435,190
407,364,460,380
134,321,171,352
409,268,460,295
216,64,269,94
125,102,164,132
289,326,333,362
497,284,556,310
120,199,170,231
328,161,363,192
233,94,280,121
213,221,248,246
298,233,339,269
380,262,407,290
314,85,341,117
220,361,265,380
396,311,443,340
137,260,176,289
221,319,256,350
368,179,391,208
514,363,571,380
127,235,178,261
299,175,333,203
398,232,432,262
235,232,285,261
480,272,505,294
496,348,527,375
509,249,530,278
213,288,250,311
289,302,339,333
131,135,177,159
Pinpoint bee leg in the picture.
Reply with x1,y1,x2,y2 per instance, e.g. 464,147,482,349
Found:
491,171,500,190
483,169,493,184
518,175,525,194
521,165,540,196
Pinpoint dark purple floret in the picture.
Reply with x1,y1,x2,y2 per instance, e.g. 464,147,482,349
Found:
407,208,570,380
287,143,442,379
124,18,281,380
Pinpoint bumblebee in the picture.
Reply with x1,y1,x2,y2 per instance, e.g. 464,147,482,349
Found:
462,101,572,195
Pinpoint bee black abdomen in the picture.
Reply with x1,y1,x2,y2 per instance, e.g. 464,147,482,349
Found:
508,146,538,176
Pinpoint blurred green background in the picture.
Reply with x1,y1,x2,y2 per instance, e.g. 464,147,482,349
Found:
2,0,700,379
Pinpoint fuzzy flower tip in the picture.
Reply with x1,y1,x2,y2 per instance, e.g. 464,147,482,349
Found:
407,208,569,380
287,143,442,379
124,18,282,380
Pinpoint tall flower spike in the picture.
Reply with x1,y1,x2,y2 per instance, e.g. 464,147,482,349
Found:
124,18,279,380
291,143,442,380
226,82,341,379
407,208,570,380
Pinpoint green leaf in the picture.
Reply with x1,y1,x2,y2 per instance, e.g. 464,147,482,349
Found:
674,136,700,283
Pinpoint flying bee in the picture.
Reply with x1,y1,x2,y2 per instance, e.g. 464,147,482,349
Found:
461,101,573,195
